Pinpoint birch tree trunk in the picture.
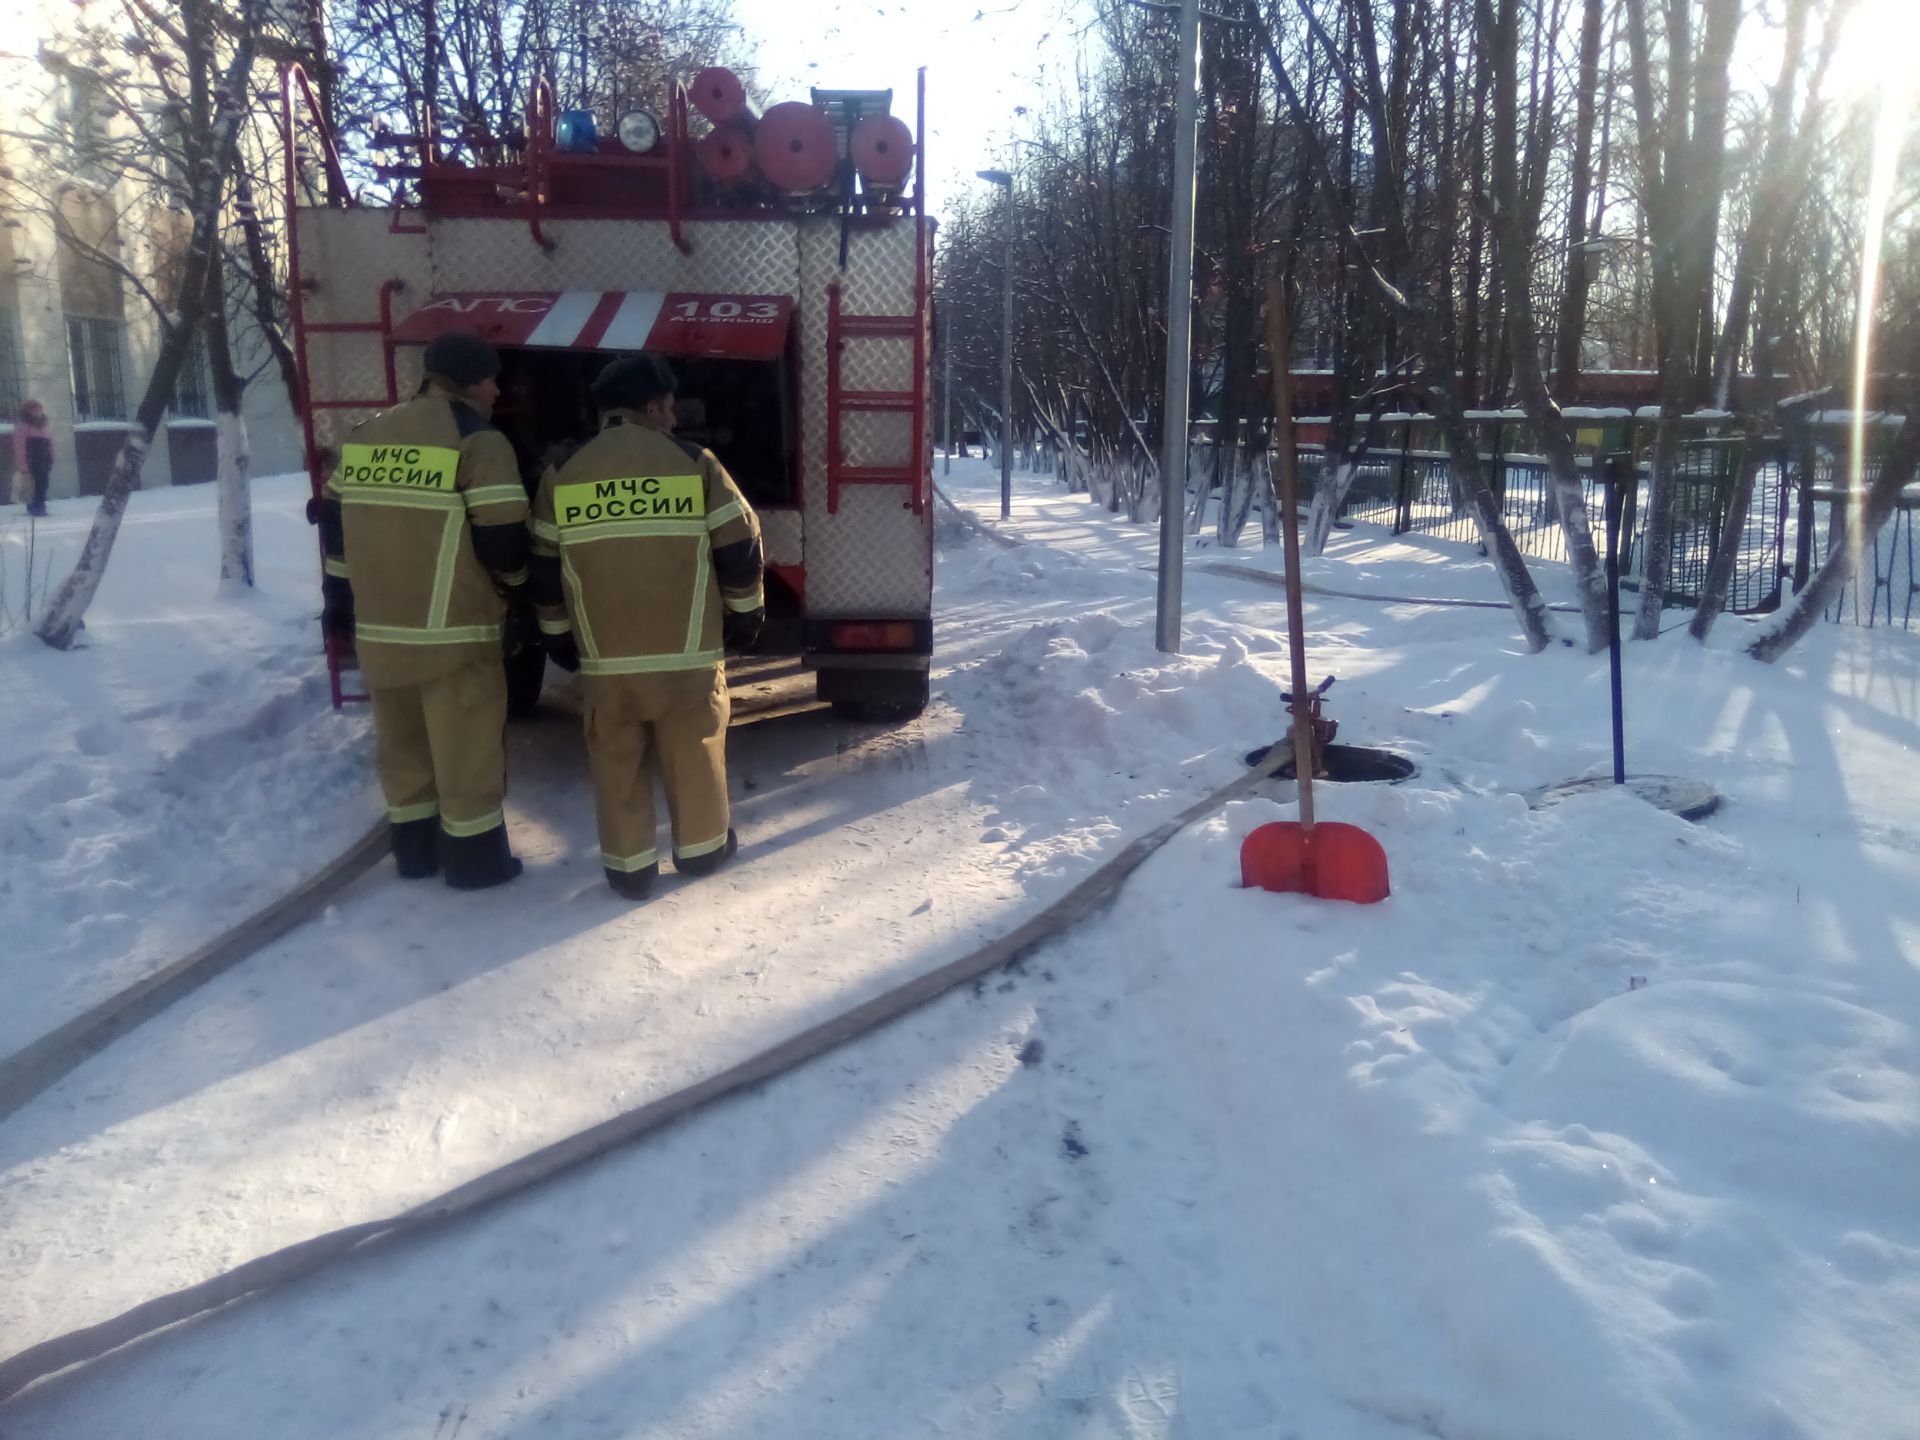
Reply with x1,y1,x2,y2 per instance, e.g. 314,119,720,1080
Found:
1630,0,1745,639
205,240,254,588
1553,0,1606,394
1748,412,1919,663
215,408,253,588
34,0,256,648
1687,428,1763,640
1480,0,1610,651
1305,455,1355,556
1252,0,1553,651
34,321,202,649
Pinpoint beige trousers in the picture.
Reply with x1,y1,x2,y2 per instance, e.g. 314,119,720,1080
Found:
368,653,509,838
582,666,731,872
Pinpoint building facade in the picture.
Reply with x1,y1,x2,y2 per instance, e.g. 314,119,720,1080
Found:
0,2,302,501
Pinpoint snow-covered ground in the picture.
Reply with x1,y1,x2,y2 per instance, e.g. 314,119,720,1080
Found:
0,484,376,1057
2,463,1917,1438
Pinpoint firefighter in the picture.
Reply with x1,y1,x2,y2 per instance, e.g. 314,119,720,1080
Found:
531,354,764,899
318,330,531,890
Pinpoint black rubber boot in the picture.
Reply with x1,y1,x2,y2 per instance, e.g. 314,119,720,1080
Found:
390,816,440,880
442,824,523,891
604,862,660,900
674,829,738,878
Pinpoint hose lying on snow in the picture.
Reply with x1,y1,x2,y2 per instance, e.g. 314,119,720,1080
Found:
0,739,1297,1405
932,481,1023,548
0,682,828,1125
1198,559,1584,613
0,824,389,1123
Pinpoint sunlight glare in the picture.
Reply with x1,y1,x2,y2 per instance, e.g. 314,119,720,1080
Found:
1846,0,1918,586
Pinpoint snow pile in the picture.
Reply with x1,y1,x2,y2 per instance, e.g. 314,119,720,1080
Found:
2,460,1917,1438
945,606,1289,878
0,479,373,1052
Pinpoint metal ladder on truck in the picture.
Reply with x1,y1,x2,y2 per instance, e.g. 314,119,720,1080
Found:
823,269,928,516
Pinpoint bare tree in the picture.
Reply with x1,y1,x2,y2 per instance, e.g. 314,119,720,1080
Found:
1749,411,1918,662
326,0,748,203
6,0,263,648
1622,0,1744,638
1478,0,1609,651
1688,0,1839,640
931,0,1902,660
1256,0,1557,651
204,234,253,587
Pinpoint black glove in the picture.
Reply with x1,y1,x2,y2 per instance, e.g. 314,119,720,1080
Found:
321,574,355,642
543,630,581,673
502,602,542,655
724,607,764,652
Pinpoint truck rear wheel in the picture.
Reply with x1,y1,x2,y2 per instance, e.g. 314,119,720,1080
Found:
816,665,929,722
505,641,548,718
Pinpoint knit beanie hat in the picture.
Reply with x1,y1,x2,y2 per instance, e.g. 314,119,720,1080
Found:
422,330,502,388
591,353,678,412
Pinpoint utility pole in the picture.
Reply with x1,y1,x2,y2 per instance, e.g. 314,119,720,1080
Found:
1155,0,1201,653
1001,198,1013,516
977,167,1015,520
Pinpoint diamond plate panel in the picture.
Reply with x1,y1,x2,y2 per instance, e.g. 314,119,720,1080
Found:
797,220,932,616
311,405,382,458
842,335,914,392
305,330,391,408
760,509,803,567
832,225,918,315
844,410,912,467
805,485,931,613
429,219,803,296
298,206,928,615
294,208,429,430
294,208,430,329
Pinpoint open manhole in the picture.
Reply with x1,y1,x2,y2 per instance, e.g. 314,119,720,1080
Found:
1529,774,1721,822
1243,743,1419,783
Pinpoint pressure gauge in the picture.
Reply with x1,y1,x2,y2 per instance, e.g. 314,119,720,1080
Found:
617,110,661,154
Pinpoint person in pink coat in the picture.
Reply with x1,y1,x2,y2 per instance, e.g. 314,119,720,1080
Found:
13,399,53,516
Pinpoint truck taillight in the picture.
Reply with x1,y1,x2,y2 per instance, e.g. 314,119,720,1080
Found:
832,621,917,650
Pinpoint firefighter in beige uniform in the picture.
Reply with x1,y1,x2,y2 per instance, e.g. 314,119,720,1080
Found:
318,331,531,890
532,355,764,899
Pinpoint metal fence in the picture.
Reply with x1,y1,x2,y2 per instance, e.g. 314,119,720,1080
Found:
1799,432,1919,629
1290,415,1915,630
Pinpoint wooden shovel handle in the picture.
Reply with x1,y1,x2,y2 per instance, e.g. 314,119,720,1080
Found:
1264,277,1315,832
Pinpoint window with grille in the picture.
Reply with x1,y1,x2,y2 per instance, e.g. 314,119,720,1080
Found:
172,332,209,418
0,210,24,417
65,71,107,168
0,306,23,417
68,314,126,420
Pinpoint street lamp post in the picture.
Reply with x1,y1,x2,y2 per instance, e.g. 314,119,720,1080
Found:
1156,0,1202,654
977,167,1014,520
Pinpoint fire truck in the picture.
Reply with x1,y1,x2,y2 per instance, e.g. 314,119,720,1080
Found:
284,67,934,718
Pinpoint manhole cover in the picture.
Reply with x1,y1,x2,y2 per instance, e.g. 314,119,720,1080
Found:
1529,774,1721,822
1242,743,1419,783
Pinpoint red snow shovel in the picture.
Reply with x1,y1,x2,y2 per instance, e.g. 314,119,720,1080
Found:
1240,280,1391,905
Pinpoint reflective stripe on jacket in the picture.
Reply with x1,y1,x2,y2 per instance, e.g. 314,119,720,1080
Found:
531,411,763,677
322,384,530,683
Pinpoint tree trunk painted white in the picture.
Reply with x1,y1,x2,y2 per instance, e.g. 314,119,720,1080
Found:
1632,411,1683,639
1481,0,1611,653
1305,457,1355,556
34,0,257,648
1748,412,1918,663
34,431,154,649
1258,454,1279,546
216,410,254,588
1184,442,1208,536
1216,447,1258,548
